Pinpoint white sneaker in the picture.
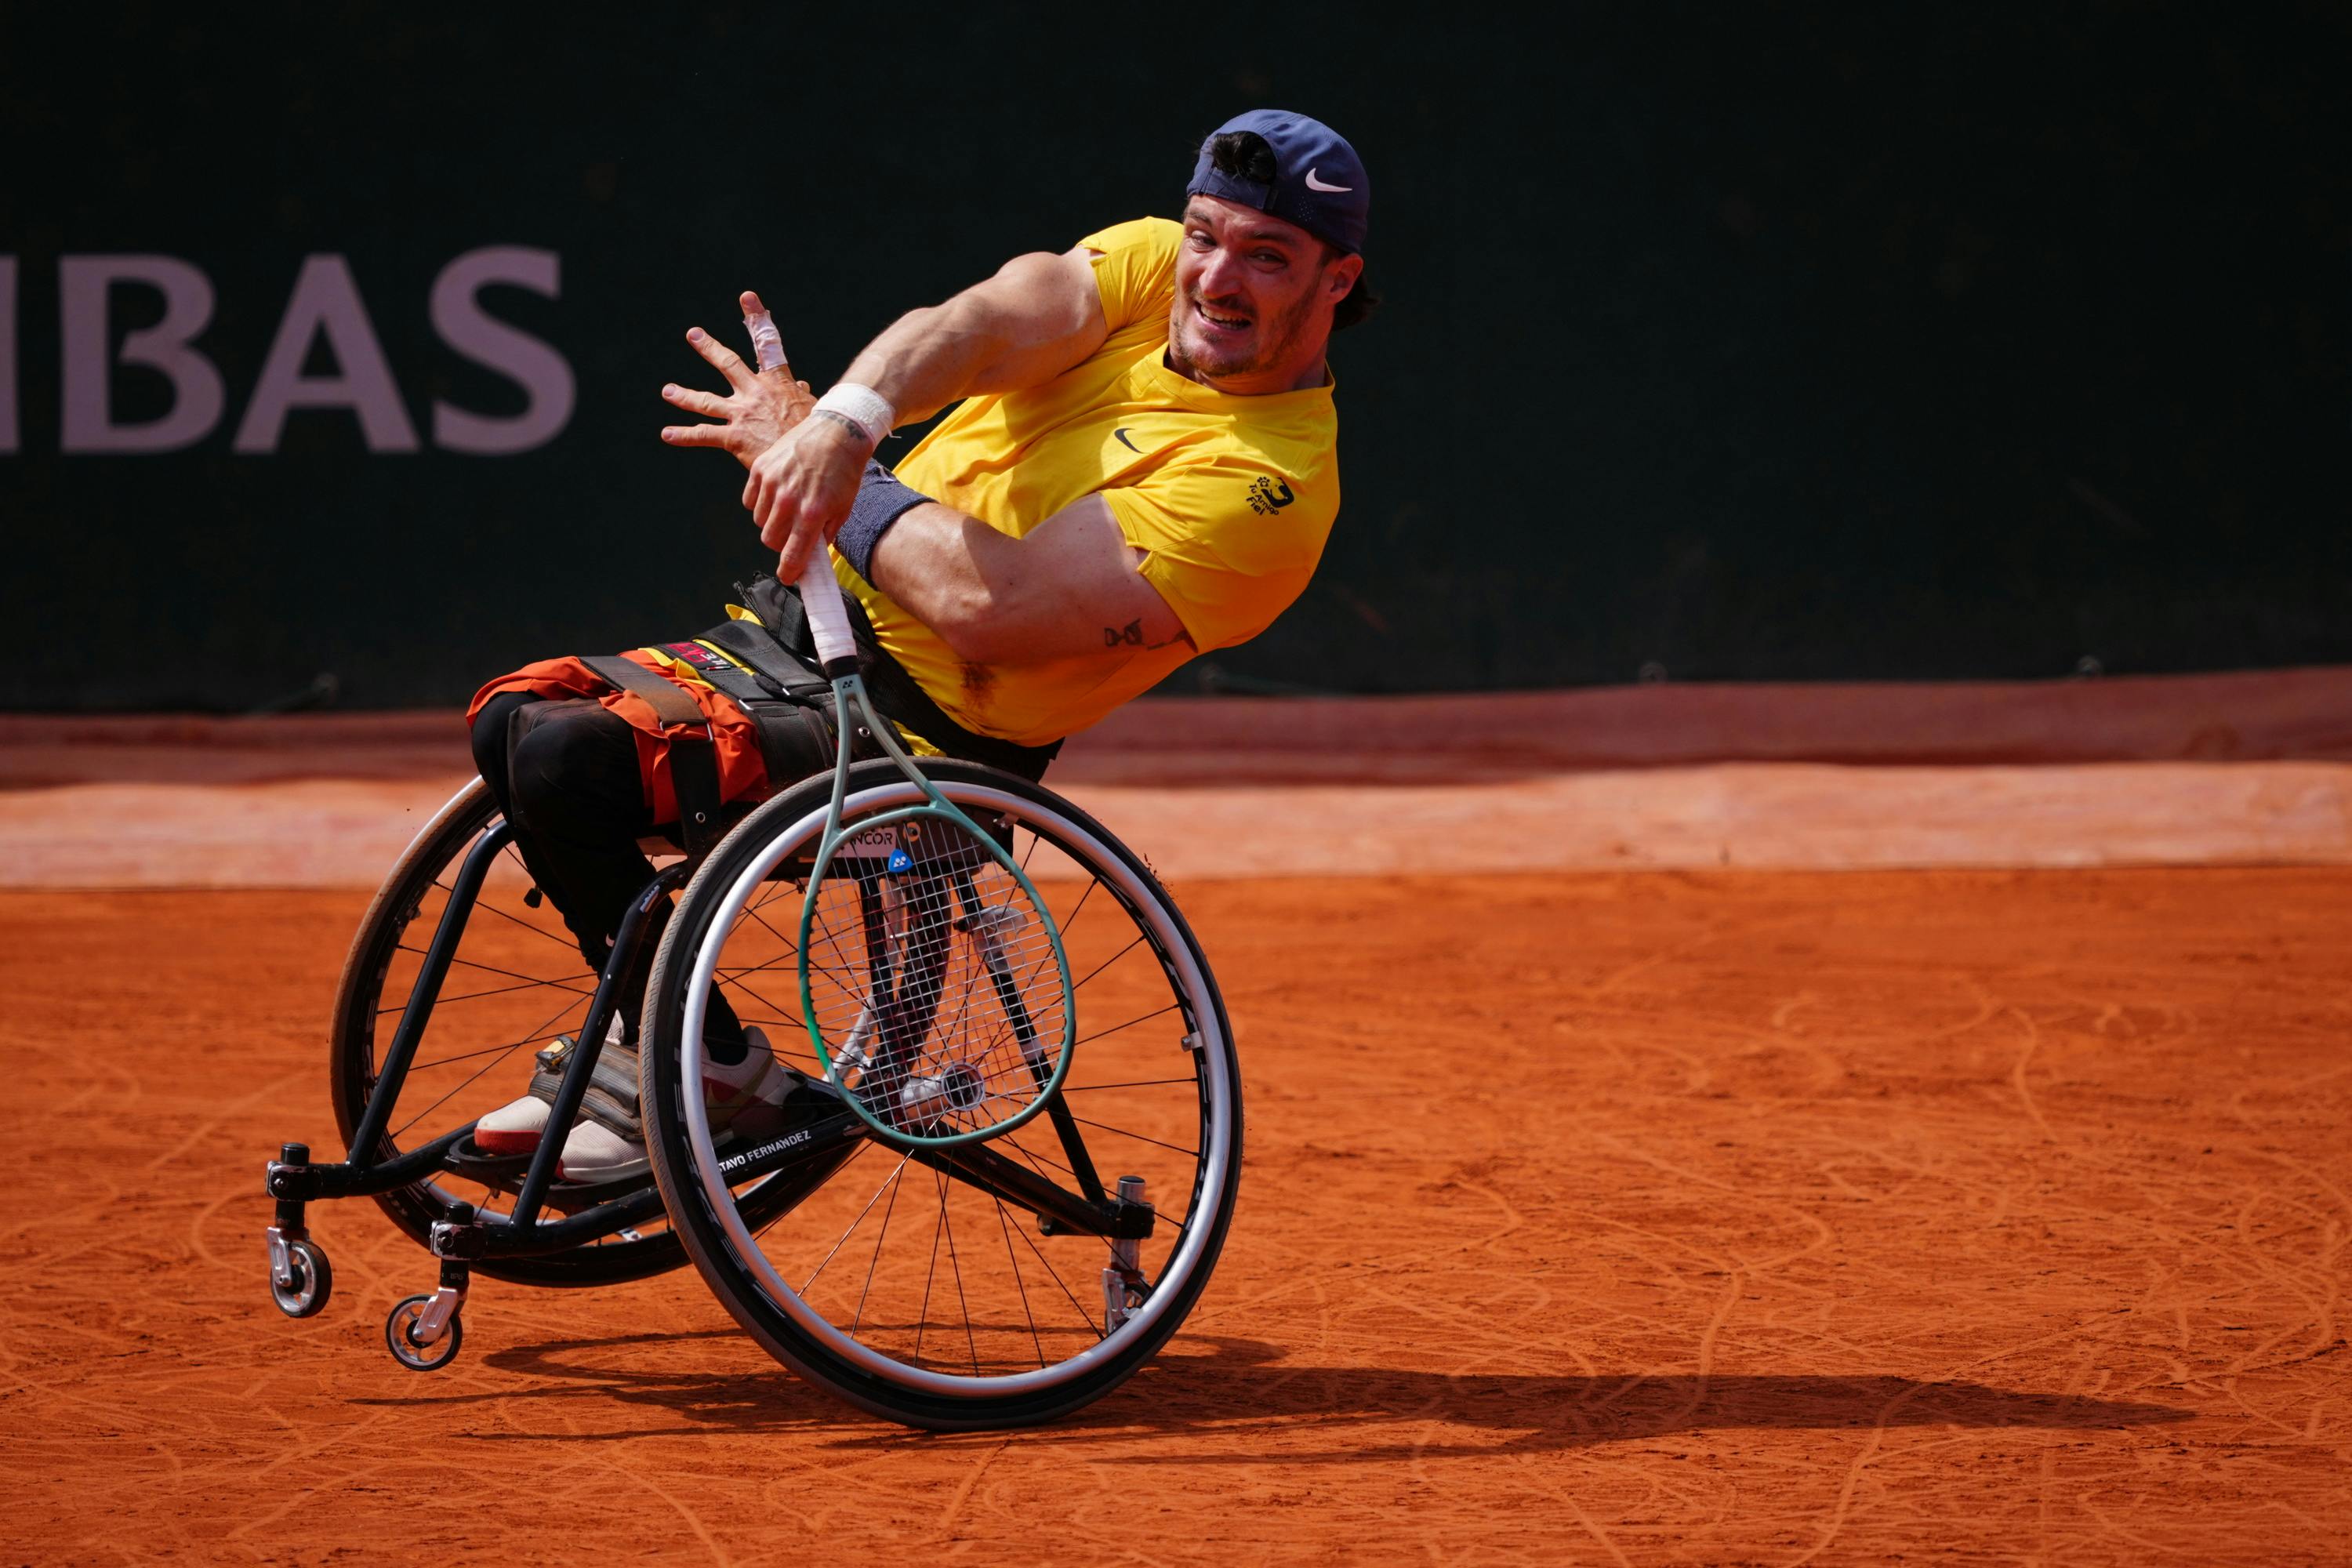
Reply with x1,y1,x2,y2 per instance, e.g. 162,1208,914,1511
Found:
556,1026,794,1185
475,1013,629,1156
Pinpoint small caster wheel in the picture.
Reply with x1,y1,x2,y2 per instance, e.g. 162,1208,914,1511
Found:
384,1293,464,1371
270,1236,332,1319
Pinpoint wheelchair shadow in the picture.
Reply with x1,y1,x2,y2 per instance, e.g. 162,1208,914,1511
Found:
355,1330,2194,1454
1067,1337,2195,1461
352,1330,837,1440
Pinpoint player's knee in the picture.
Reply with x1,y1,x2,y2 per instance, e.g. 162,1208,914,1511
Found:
508,710,644,843
470,691,533,790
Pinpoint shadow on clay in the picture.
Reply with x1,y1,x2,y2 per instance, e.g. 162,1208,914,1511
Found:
1065,1336,2198,1460
351,1329,2193,1454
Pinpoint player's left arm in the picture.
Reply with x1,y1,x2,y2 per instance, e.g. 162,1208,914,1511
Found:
866,493,1185,665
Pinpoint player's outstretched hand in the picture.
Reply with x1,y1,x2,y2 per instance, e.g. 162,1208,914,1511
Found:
659,291,813,470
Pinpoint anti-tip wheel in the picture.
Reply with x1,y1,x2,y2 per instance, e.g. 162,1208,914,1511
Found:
270,1237,333,1319
383,1293,464,1371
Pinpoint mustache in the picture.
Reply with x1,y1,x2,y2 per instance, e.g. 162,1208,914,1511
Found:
1187,291,1255,321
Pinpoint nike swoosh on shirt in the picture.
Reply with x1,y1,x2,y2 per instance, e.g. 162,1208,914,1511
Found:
1113,427,1141,452
1304,168,1352,193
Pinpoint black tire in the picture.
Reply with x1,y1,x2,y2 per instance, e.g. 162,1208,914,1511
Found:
270,1237,332,1318
641,760,1243,1429
385,1294,464,1371
328,779,688,1286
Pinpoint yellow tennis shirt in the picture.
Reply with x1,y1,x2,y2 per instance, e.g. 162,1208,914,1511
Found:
834,216,1340,747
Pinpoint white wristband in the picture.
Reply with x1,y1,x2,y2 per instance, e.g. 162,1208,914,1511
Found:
813,383,896,447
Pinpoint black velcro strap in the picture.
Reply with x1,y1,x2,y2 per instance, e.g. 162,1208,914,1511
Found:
582,654,724,857
697,619,830,700
733,695,838,793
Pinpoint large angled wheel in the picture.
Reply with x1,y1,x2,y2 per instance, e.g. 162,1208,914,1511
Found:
328,778,688,1285
641,760,1242,1428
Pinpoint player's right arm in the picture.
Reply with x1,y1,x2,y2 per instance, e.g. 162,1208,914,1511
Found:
743,249,1108,582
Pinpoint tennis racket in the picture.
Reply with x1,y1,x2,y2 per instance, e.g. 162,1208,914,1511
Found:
789,557,1076,1147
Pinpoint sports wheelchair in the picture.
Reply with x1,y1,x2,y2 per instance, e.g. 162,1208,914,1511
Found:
261,756,1241,1428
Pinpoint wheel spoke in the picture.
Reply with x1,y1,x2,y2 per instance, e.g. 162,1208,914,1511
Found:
463,887,590,955
943,1181,978,1375
378,971,597,1015
1017,877,1098,995
1069,1003,1182,1050
994,1197,1047,1370
916,1169,948,1361
713,970,804,1034
1007,1199,1102,1338
851,1158,909,1337
390,992,583,1139
397,946,598,998
1069,934,1146,995
408,1026,577,1073
742,899,802,958
1067,1112,1198,1159
790,1144,891,1288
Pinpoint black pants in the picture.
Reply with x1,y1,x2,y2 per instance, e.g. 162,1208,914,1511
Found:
470,691,750,1057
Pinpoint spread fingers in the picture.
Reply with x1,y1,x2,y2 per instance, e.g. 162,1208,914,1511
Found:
684,326,757,390
661,383,729,418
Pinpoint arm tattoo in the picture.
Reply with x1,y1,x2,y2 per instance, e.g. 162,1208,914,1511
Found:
1102,619,1181,651
811,408,873,441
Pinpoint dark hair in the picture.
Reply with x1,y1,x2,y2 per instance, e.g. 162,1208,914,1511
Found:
1206,129,1281,185
1202,130,1378,333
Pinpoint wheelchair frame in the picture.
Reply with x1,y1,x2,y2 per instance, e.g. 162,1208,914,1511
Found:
262,803,1159,1373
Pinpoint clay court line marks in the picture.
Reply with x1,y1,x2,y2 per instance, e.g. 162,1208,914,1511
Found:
1581,911,1800,999
185,1185,247,1271
2007,1008,2060,1145
140,1068,304,1174
1769,990,1820,1033
1557,1490,1635,1568
606,1452,733,1566
931,1438,1011,1543
1786,1393,1904,1567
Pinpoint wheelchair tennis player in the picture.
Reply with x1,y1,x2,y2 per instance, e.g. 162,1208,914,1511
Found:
461,110,1374,1185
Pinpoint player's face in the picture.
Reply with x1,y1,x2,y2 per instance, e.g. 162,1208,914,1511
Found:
1168,196,1348,388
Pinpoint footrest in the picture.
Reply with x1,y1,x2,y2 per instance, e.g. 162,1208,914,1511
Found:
442,1135,657,1213
442,1138,535,1185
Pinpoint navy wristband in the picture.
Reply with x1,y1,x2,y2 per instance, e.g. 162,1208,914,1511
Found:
834,459,935,583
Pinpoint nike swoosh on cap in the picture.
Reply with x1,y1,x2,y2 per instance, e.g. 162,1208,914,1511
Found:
1304,168,1352,193
1113,427,1141,452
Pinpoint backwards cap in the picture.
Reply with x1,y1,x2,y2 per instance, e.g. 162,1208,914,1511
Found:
1186,108,1369,255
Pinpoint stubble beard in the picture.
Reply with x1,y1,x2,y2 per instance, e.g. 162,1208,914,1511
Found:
1167,283,1321,384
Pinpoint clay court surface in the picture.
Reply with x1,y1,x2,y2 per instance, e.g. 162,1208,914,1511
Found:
6,851,2351,1562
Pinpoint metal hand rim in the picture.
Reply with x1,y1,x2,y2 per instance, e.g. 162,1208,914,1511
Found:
796,798,1076,1148
681,779,1236,1397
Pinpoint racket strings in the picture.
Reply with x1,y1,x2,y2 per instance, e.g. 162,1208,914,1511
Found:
804,812,1067,1137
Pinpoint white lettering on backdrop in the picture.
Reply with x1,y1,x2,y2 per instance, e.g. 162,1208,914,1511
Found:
60,255,227,452
232,254,419,453
21,247,573,456
429,247,573,455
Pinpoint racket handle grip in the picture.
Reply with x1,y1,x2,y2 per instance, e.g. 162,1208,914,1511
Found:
797,557,858,675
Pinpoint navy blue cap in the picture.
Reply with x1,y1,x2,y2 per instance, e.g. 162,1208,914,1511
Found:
1186,108,1369,255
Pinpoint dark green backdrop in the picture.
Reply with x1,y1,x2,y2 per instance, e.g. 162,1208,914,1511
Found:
2,3,2343,710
